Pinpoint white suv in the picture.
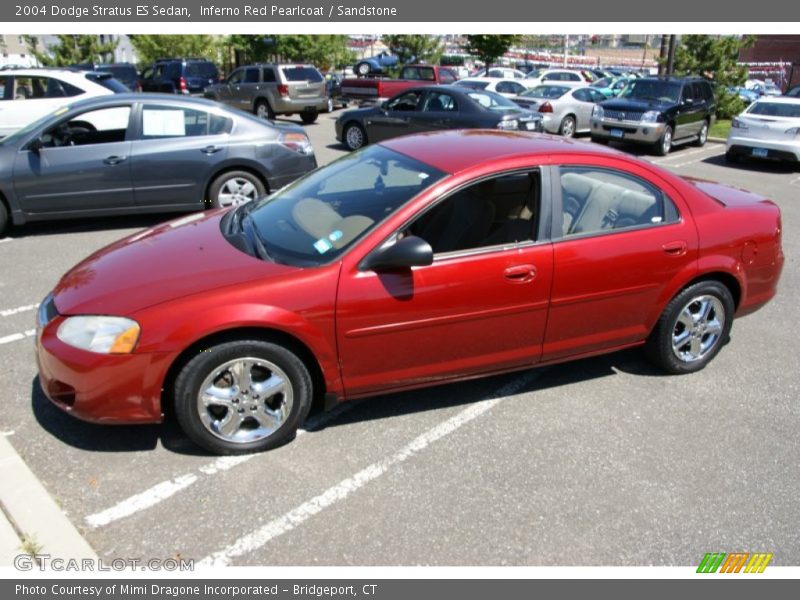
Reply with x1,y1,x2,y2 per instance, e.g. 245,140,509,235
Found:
0,68,127,137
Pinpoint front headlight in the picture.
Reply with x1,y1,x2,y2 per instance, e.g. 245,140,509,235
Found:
641,111,661,123
57,316,140,354
497,119,519,130
592,105,604,119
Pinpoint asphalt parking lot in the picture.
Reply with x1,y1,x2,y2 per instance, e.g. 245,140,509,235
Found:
1,111,798,566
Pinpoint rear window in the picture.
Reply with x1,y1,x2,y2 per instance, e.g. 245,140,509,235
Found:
748,101,800,118
522,85,570,99
185,62,219,79
85,73,129,93
281,67,323,83
456,80,490,90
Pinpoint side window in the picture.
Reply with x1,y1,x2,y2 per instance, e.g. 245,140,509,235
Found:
262,68,276,83
691,82,706,103
227,69,245,84
387,91,422,112
404,171,540,254
244,68,260,84
681,84,694,103
141,105,232,138
0,76,10,100
559,167,679,237
572,88,591,102
566,72,580,81
495,81,515,94
589,89,607,103
140,67,154,80
439,69,456,84
422,92,457,112
41,106,131,148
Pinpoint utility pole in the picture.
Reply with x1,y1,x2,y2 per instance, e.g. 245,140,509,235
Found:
658,34,669,75
563,34,568,67
666,34,677,76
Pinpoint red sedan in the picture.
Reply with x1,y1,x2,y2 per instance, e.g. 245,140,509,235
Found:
35,131,784,455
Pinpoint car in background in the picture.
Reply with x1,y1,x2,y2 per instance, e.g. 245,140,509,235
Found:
455,77,534,98
591,76,631,98
0,94,316,235
206,63,328,124
324,72,349,112
525,68,592,86
340,65,459,106
784,85,800,98
751,81,782,97
727,86,759,104
34,131,783,454
471,67,527,79
335,85,543,150
140,58,219,96
513,84,607,137
0,68,126,138
354,51,399,76
725,96,800,167
97,63,141,92
591,77,715,156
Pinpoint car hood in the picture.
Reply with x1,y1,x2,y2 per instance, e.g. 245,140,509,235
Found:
601,98,673,111
52,210,301,316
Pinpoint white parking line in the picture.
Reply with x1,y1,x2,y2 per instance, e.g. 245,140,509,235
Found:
199,370,540,567
651,145,722,164
1,303,39,318
790,176,800,187
84,400,359,529
0,238,13,244
0,329,35,345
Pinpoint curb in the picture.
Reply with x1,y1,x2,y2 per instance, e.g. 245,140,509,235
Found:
0,435,97,566
708,137,727,144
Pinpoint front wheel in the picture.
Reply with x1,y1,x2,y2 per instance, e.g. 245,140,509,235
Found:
174,340,313,455
255,99,275,120
645,281,734,374
654,125,673,156
0,202,8,237
208,171,266,209
356,62,372,76
343,122,367,151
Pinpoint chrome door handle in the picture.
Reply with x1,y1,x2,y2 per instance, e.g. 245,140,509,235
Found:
662,241,688,256
103,155,127,165
202,145,223,154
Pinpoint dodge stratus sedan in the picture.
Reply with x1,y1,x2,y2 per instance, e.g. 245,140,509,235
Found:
35,131,784,455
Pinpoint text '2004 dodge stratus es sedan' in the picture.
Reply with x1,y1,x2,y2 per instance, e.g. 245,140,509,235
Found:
35,131,784,455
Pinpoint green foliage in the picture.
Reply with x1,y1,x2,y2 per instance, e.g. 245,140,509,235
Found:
23,35,117,67
673,35,755,118
383,35,443,65
464,35,520,70
227,35,354,71
129,35,219,67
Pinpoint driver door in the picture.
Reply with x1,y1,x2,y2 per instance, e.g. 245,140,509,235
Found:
367,90,423,143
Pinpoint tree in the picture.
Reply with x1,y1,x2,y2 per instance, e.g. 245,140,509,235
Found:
383,35,443,65
226,35,354,71
129,35,220,67
464,35,520,72
23,35,117,67
672,35,755,119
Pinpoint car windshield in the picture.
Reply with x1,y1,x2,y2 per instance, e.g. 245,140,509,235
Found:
466,90,521,112
521,85,570,99
456,80,490,90
619,80,682,103
748,101,800,118
245,145,446,266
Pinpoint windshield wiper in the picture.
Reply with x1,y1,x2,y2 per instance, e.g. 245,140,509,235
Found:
242,215,273,262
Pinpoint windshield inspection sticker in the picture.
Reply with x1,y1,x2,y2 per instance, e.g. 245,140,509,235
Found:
314,238,333,254
328,230,344,242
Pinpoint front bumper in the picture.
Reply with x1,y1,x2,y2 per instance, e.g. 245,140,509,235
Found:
35,315,170,424
726,133,800,162
591,118,666,144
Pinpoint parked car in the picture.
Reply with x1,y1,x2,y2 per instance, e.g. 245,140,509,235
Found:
324,72,349,112
525,69,592,86
0,68,126,138
751,81,782,97
725,96,800,167
591,76,631,98
0,94,316,235
471,67,527,79
785,85,800,98
354,51,399,76
513,84,607,137
727,86,760,104
335,85,543,150
34,131,784,454
97,63,142,92
340,65,459,105
591,77,715,156
455,77,534,98
140,58,219,96
205,63,327,124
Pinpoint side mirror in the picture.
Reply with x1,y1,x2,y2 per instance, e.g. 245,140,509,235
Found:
27,137,43,154
361,235,433,271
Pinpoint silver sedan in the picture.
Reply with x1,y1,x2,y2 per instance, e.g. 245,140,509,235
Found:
512,84,607,137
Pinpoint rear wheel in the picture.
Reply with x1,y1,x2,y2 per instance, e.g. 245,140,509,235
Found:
559,115,577,138
174,340,313,455
693,120,709,147
208,171,266,209
300,111,318,125
356,62,372,76
343,122,367,151
254,99,275,120
654,125,673,156
645,281,734,374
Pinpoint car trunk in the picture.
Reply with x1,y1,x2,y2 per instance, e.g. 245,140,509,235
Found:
734,115,800,142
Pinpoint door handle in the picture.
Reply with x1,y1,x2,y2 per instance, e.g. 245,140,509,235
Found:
103,155,127,165
202,145,223,154
503,264,536,283
662,241,688,256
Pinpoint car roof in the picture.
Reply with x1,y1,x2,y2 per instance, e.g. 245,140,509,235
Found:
750,96,800,104
380,130,624,175
51,93,229,112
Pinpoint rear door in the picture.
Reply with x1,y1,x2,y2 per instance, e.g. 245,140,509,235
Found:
129,102,232,208
412,90,461,132
234,67,261,110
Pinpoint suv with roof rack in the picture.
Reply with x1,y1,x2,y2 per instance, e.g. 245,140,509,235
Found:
0,68,126,137
140,58,219,96
590,76,715,155
205,63,327,124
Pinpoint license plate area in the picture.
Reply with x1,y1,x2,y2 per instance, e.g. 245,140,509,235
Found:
610,128,625,139
752,147,769,158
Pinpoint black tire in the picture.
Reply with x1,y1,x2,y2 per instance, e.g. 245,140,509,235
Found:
693,119,709,147
0,201,8,237
343,122,367,151
356,62,372,76
174,340,313,455
208,170,266,209
654,125,673,156
558,115,577,138
591,136,609,145
300,111,318,125
645,280,735,375
254,99,274,120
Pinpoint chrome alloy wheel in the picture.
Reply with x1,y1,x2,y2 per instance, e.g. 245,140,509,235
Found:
196,357,294,443
217,177,258,207
345,124,364,150
661,128,673,155
670,295,725,363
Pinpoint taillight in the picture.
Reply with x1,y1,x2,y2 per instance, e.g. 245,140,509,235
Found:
279,132,313,155
136,80,142,92
179,76,188,92
539,101,553,113
277,84,289,97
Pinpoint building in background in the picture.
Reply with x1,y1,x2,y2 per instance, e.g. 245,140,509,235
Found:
739,35,800,91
